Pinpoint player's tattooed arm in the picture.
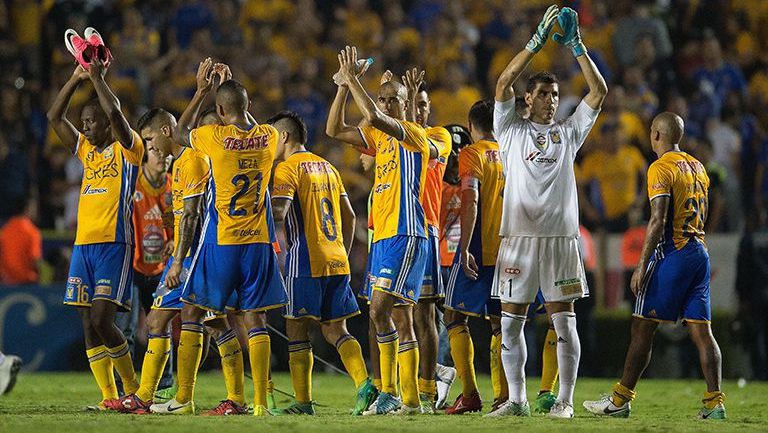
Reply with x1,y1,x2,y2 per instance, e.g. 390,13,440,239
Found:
339,195,356,255
177,58,215,148
165,195,203,289
458,178,481,280
88,59,135,149
47,66,90,153
630,196,669,296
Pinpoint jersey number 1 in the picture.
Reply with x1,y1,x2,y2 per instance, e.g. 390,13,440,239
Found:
229,172,263,216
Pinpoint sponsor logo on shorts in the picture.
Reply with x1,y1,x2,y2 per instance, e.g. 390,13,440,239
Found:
504,267,522,275
525,151,557,164
648,309,657,318
407,290,415,299
380,268,393,275
298,308,308,314
95,285,112,296
375,277,392,289
555,278,582,296
457,302,466,308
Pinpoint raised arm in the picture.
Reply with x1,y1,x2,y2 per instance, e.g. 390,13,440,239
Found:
326,85,367,148
340,195,356,255
177,58,215,147
496,5,559,102
402,67,424,123
629,196,669,296
164,195,204,289
47,66,90,153
87,60,134,149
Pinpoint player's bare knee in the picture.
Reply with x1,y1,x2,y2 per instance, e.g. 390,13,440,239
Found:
146,313,171,335
443,309,467,325
500,302,528,316
286,318,311,341
321,321,347,345
243,311,268,330
180,304,206,323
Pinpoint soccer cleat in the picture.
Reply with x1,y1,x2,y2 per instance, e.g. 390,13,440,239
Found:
202,399,249,416
267,389,277,410
150,398,195,415
83,27,112,69
64,29,94,70
154,384,178,403
85,401,109,411
281,401,316,415
534,391,557,413
104,393,152,414
547,400,574,418
583,395,631,418
253,404,273,417
484,401,531,417
445,391,482,415
352,377,378,416
491,397,508,412
419,393,437,414
435,364,456,409
698,403,726,420
362,392,401,415
0,355,22,395
393,404,421,415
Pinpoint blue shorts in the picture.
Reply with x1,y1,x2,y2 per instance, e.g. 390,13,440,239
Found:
285,274,360,322
369,235,429,305
152,256,193,311
444,259,501,318
358,251,375,301
420,230,443,299
634,241,711,323
182,243,287,314
65,243,133,311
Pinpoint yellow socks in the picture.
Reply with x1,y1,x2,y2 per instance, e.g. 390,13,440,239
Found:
336,335,368,388
490,329,508,401
136,334,171,402
540,327,559,393
703,391,725,409
397,340,420,408
447,321,477,396
611,382,636,407
419,377,437,401
376,330,399,395
217,329,245,405
176,322,204,404
86,345,118,401
373,378,382,391
106,340,139,395
288,340,313,403
248,328,271,408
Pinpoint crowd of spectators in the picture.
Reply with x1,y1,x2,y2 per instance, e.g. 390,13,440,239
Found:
1,0,768,283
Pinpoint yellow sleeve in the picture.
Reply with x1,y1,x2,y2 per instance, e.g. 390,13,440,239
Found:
183,154,209,199
271,161,297,200
121,130,145,166
75,133,89,161
398,120,429,154
189,125,218,155
357,125,382,153
458,146,482,186
427,126,452,162
333,166,348,196
647,161,674,201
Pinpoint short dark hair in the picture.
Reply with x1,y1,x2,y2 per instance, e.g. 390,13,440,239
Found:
468,99,494,133
267,110,308,145
216,79,249,111
137,108,172,131
526,71,559,94
81,98,104,117
417,81,428,94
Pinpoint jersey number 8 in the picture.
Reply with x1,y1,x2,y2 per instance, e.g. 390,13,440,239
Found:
319,197,338,241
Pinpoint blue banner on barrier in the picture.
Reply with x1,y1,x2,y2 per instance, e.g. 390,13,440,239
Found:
0,284,84,371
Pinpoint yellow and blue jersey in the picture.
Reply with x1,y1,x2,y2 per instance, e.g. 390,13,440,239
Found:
358,120,430,242
272,151,350,277
189,123,278,245
458,139,504,267
647,151,710,253
74,130,144,245
171,147,210,256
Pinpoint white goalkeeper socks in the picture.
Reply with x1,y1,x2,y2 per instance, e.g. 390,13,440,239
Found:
552,311,580,405
500,312,528,404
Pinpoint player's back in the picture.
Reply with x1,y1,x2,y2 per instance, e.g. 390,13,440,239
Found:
647,151,710,253
189,123,278,246
422,126,452,231
171,148,210,256
459,139,504,266
273,151,350,277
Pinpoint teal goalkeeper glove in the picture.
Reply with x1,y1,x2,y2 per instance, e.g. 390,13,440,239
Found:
553,7,587,57
526,5,559,54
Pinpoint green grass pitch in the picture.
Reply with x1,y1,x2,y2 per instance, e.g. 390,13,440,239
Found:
1,372,766,433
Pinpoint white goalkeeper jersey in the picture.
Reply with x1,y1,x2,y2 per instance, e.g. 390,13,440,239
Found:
494,98,599,238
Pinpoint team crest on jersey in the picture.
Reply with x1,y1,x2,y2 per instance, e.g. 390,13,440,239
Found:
535,133,547,150
133,190,144,202
549,130,561,144
102,145,114,160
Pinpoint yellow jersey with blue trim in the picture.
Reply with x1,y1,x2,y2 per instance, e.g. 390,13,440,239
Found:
358,120,430,242
189,123,278,245
171,147,210,256
75,130,144,245
458,139,504,266
272,151,350,277
647,151,710,252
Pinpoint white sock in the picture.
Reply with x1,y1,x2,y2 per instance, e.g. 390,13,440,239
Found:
552,311,580,405
500,312,527,404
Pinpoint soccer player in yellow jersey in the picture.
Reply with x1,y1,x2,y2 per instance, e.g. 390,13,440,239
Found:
151,59,287,416
444,100,507,414
47,61,142,409
584,112,726,420
326,46,436,415
268,111,376,415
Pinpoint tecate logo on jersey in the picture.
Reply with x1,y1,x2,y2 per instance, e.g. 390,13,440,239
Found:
82,184,108,195
525,151,557,164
